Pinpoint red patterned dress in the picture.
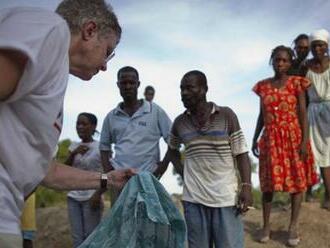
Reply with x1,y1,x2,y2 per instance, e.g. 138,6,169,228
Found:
253,76,317,193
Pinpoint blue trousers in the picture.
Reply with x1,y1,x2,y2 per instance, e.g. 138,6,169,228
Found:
183,201,244,248
67,197,103,248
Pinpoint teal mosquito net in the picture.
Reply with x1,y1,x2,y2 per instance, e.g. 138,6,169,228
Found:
79,172,186,248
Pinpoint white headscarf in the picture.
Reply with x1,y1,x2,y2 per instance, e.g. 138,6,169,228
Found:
309,29,330,44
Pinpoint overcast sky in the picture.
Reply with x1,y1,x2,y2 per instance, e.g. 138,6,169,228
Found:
1,0,329,193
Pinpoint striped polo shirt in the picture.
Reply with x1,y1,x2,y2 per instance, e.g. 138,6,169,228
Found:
169,103,248,207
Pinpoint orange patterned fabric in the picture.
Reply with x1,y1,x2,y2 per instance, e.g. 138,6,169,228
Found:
253,76,317,193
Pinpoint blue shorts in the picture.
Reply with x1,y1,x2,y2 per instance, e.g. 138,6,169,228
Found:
183,201,244,248
22,230,36,241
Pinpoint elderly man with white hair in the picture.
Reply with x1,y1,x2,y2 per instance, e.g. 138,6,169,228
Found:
0,1,135,246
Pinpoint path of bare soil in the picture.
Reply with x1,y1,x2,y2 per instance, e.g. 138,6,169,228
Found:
35,201,330,248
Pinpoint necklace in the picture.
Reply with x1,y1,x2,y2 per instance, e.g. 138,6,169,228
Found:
189,103,213,134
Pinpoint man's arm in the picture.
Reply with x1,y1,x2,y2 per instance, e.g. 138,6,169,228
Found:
252,101,264,158
153,149,171,179
167,147,184,178
297,90,308,160
41,161,135,191
0,49,28,101
100,150,114,172
154,147,184,179
236,152,253,212
99,114,114,172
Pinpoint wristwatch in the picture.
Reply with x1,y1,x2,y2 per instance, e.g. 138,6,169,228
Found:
100,173,108,190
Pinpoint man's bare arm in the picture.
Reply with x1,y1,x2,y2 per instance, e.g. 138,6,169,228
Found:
100,150,114,172
167,147,184,177
42,161,135,191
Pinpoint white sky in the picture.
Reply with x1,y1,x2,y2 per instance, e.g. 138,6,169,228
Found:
1,0,329,193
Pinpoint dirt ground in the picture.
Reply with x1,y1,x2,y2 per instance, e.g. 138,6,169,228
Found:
35,201,330,248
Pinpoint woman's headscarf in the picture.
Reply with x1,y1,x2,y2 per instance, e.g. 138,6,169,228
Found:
309,29,330,44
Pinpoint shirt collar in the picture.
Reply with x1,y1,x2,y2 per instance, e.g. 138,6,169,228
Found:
185,102,219,116
114,99,151,116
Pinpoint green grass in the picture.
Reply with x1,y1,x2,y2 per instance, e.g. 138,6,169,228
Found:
36,186,67,208
252,185,325,209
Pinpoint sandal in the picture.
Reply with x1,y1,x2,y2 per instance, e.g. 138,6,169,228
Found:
259,229,270,243
259,235,270,243
287,230,300,247
288,237,300,247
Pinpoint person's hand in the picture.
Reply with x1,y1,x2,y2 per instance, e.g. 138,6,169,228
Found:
252,140,259,158
107,168,136,190
237,185,253,215
153,162,168,179
72,145,89,156
299,141,307,161
89,191,103,210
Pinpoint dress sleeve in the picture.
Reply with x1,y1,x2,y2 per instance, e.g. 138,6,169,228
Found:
252,81,260,96
294,76,311,95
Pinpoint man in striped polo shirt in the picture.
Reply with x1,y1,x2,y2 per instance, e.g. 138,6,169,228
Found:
168,70,252,248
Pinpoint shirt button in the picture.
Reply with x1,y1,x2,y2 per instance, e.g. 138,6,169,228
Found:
274,106,278,110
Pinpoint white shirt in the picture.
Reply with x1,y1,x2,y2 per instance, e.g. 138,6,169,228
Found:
0,7,70,235
67,141,102,201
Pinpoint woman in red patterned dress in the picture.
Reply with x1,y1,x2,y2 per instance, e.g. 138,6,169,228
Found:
252,45,316,246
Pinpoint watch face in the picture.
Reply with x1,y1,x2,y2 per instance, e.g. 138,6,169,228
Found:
101,174,108,189
101,174,108,180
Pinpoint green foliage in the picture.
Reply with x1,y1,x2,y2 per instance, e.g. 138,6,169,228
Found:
252,190,290,209
36,139,72,208
251,188,262,209
252,189,291,209
36,186,67,208
313,184,325,202
56,139,71,163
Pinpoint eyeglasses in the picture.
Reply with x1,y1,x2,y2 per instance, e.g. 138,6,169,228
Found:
106,50,115,62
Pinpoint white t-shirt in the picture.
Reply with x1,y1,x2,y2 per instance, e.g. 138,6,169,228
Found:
0,7,70,235
67,141,102,201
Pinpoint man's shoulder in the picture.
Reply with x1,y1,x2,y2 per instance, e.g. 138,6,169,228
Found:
106,104,121,117
0,7,66,28
172,112,188,126
0,6,70,66
149,101,167,113
213,104,235,116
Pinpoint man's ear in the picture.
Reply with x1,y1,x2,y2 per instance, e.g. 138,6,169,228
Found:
81,21,98,41
117,81,120,88
137,80,140,88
